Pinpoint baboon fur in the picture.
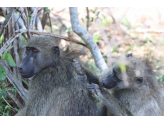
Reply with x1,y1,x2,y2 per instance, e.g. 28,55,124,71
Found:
102,54,164,116
16,36,98,116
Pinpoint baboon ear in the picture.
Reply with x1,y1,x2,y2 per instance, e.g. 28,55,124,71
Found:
127,53,132,57
53,46,60,59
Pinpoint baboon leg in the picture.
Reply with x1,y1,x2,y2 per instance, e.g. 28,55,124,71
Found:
88,83,133,116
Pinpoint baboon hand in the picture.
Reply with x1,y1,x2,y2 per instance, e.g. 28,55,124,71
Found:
88,83,101,96
73,59,87,82
73,59,84,75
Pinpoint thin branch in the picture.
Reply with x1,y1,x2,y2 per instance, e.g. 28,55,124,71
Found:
2,96,15,109
30,30,87,47
86,7,89,31
48,13,53,33
42,8,48,30
0,29,87,56
25,7,31,39
100,29,112,65
69,7,108,71
37,7,44,17
0,7,15,38
19,7,27,27
7,91,23,109
29,7,39,30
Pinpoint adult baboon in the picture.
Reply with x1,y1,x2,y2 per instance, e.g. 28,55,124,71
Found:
16,36,98,116
90,53,164,116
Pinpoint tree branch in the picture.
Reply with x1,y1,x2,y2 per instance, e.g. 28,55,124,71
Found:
69,7,108,71
29,7,39,30
0,29,87,56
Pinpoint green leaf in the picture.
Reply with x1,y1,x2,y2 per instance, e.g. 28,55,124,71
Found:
14,108,19,112
5,105,10,110
86,15,89,19
96,12,100,17
45,7,50,14
6,53,16,67
1,54,7,60
91,17,94,22
121,18,130,28
21,79,29,87
4,44,11,54
15,10,18,13
0,34,3,44
28,11,32,15
93,35,102,43
0,65,6,81
28,17,31,22
100,17,110,26
3,14,9,19
0,106,3,111
90,9,95,14
81,18,84,22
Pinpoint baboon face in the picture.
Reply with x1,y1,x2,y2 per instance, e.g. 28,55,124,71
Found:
103,54,145,90
18,36,60,78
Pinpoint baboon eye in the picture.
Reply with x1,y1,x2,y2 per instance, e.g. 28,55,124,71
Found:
137,77,143,83
33,49,38,52
26,47,30,50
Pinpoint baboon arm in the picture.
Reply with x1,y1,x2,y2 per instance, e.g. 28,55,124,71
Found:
100,87,133,116
81,65,100,85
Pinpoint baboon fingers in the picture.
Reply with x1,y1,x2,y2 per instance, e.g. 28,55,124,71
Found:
73,59,84,75
87,83,101,96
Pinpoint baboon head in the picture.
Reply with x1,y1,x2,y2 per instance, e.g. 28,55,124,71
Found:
103,53,148,90
18,36,60,78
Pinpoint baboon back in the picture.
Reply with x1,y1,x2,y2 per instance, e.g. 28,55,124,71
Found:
26,63,97,116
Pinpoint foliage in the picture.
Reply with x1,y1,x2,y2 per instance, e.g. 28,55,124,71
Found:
93,35,102,43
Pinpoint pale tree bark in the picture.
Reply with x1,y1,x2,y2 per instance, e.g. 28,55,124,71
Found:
29,7,39,30
69,7,108,71
0,7,26,30
31,7,43,32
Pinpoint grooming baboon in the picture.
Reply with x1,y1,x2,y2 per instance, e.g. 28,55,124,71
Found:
70,60,133,116
16,36,98,116
90,53,164,116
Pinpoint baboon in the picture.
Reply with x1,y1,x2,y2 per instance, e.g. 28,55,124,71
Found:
16,36,98,116
90,53,164,116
